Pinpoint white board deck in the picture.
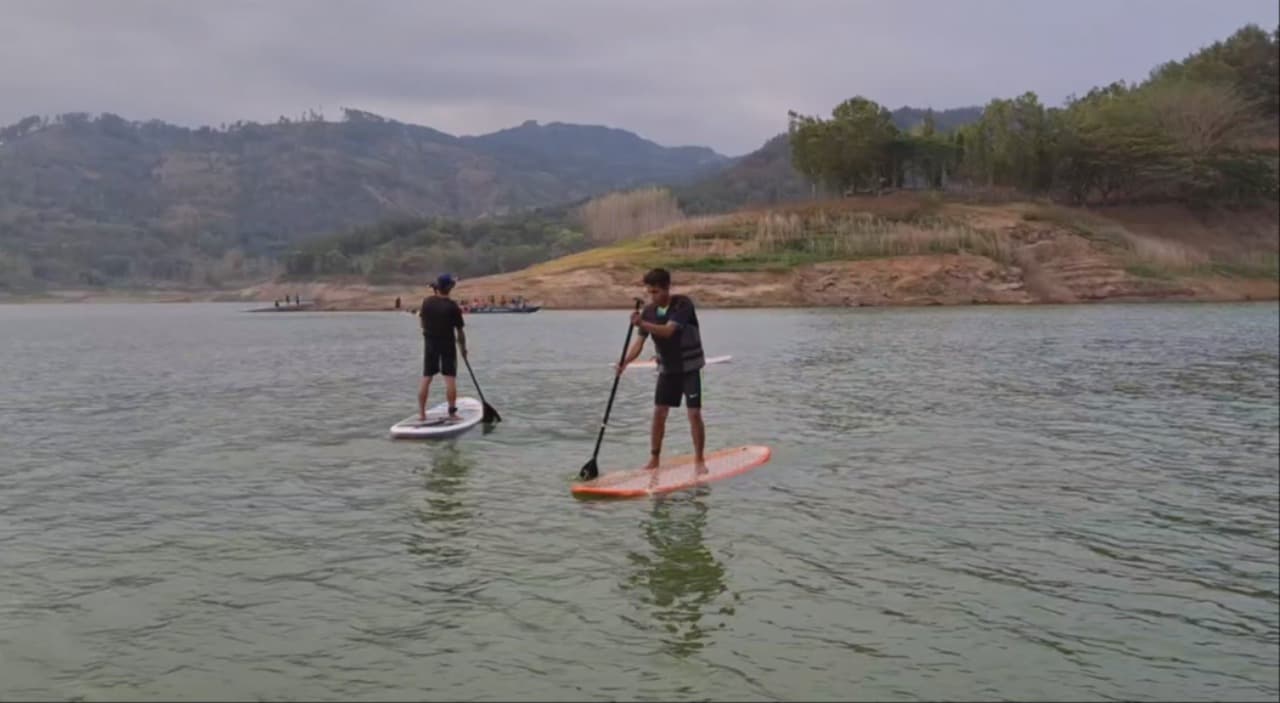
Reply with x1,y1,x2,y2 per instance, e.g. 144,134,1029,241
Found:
623,355,733,371
390,397,484,439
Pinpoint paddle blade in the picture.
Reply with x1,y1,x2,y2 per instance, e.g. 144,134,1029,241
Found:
579,458,599,481
482,402,501,424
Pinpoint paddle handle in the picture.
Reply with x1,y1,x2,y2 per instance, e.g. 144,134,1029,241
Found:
590,298,643,459
464,354,486,406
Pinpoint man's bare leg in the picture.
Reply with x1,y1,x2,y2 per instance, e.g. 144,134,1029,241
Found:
417,376,433,421
689,408,706,473
646,405,669,469
445,375,459,420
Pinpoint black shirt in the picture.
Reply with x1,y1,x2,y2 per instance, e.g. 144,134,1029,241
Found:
639,294,705,375
419,295,464,345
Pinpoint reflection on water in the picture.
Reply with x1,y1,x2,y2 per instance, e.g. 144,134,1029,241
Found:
623,488,731,658
407,443,473,563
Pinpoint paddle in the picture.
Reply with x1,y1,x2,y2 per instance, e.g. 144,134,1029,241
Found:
462,354,501,424
579,298,645,481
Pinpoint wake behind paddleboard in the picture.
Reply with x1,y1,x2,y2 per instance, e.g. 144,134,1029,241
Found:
572,445,772,498
390,397,484,439
624,355,733,371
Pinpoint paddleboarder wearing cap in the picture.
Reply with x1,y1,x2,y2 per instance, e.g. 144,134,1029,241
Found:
417,273,468,423
616,268,707,472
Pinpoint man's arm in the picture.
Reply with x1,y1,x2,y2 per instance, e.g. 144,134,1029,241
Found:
615,335,646,374
640,297,693,339
454,305,467,357
623,335,646,364
641,320,679,339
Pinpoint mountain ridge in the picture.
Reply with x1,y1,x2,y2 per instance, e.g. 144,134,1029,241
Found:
0,108,731,289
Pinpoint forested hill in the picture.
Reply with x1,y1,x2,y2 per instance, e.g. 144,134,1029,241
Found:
784,24,1279,207
257,22,1280,300
3,22,1274,294
679,26,1279,215
0,109,727,289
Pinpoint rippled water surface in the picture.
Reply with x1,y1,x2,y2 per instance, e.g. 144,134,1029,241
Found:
1,302,1277,701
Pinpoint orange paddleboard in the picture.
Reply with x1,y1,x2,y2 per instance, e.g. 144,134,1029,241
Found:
571,445,772,498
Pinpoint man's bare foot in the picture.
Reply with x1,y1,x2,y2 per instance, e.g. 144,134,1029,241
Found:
644,455,660,470
447,414,462,424
418,413,427,422
695,460,708,475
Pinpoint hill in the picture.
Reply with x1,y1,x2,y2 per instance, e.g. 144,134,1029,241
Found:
463,120,725,187
6,22,1275,301
255,194,1275,311
0,109,728,291
194,101,984,291
785,25,1278,208
230,23,1278,310
268,186,695,285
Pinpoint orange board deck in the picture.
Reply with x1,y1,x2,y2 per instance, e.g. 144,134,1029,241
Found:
571,445,772,498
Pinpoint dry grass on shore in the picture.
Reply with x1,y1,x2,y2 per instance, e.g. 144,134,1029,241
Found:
533,192,1278,281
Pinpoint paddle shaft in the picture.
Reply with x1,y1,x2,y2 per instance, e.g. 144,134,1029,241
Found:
463,354,487,406
462,353,500,423
590,299,643,460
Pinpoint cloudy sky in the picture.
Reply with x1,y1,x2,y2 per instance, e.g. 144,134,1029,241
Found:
2,0,1276,155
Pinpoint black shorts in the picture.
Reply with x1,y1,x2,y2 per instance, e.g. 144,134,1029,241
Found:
655,370,702,408
423,337,457,377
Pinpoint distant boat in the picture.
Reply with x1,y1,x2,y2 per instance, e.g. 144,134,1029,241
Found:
464,303,541,314
247,302,315,313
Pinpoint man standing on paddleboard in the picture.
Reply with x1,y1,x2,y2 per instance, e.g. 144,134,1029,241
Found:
617,268,707,471
418,273,468,423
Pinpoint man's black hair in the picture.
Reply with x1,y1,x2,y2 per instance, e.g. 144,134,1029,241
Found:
643,268,671,289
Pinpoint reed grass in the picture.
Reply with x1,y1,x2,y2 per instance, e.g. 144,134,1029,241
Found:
657,211,1012,270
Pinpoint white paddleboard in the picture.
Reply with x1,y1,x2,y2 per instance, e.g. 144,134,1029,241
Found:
390,397,484,439
623,355,733,371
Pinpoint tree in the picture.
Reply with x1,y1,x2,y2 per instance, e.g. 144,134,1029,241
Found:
0,115,42,142
1149,24,1280,117
323,249,350,274
789,96,901,194
573,187,685,243
1144,80,1275,203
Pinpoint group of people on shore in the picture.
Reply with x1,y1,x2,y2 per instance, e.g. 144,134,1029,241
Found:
395,293,532,313
273,294,303,308
460,295,532,311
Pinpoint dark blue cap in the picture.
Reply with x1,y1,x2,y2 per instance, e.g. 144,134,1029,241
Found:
435,273,457,290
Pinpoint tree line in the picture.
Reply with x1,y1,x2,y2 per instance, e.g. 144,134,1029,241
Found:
280,187,695,283
788,24,1279,207
280,210,587,283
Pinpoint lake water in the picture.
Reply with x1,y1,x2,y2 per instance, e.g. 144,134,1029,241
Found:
1,301,1277,701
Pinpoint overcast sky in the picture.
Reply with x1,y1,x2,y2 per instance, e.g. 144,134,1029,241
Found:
2,0,1277,155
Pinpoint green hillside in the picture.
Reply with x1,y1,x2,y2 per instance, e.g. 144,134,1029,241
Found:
0,109,727,290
